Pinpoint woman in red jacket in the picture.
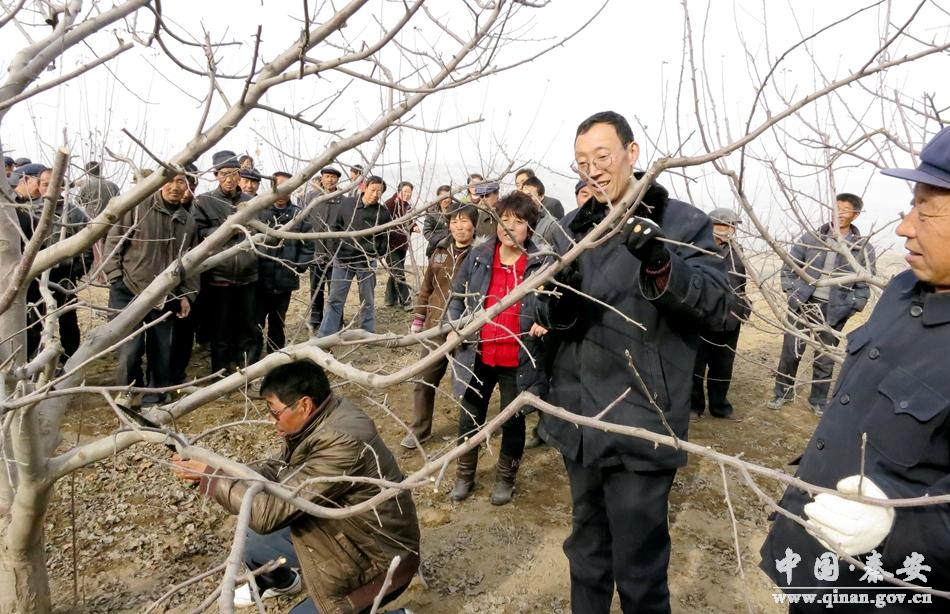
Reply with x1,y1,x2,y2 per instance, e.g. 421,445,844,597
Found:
446,191,549,505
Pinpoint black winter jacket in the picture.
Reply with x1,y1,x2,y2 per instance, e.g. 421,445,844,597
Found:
537,178,733,470
761,271,950,608
327,196,392,266
192,187,260,284
28,199,94,287
257,203,314,293
711,240,751,332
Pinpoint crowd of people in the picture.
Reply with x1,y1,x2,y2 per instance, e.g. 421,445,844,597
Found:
6,114,949,614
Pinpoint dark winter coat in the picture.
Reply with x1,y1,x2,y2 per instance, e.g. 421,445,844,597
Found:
537,178,733,471
76,175,120,217
761,271,950,609
542,195,565,220
711,239,751,332
257,203,314,293
327,196,392,266
206,394,420,614
422,207,449,258
780,222,876,327
102,192,199,299
446,237,549,400
192,187,260,284
306,189,344,264
29,199,94,287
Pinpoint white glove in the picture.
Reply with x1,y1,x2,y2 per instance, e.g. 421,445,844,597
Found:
410,322,423,334
804,475,895,556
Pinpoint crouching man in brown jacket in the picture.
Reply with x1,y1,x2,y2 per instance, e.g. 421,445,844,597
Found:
172,360,420,613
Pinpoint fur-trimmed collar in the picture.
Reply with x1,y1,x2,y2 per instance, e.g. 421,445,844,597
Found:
568,172,670,235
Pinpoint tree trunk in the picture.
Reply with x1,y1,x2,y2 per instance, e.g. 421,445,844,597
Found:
0,486,52,614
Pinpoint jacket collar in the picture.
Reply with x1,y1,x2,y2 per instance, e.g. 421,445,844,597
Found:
818,222,862,240
568,172,669,236
901,277,950,327
214,186,243,205
285,393,337,451
472,235,543,266
155,194,190,223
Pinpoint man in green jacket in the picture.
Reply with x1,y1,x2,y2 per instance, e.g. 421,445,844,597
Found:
103,171,198,408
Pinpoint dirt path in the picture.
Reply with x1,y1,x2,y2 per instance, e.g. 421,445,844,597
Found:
45,280,864,613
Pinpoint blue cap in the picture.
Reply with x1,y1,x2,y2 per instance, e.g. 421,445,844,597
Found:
15,163,49,177
473,180,499,196
3,157,14,166
881,127,950,190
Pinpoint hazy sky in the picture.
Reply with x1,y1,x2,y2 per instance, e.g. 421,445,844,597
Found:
3,0,948,247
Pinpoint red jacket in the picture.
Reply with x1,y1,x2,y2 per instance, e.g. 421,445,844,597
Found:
480,242,527,368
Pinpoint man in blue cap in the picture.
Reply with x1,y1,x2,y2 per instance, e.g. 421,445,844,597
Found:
473,180,500,239
761,127,950,610
3,156,13,179
17,165,93,363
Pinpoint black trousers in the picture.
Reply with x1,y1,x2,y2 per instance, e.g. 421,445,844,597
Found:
108,279,173,404
562,457,676,614
774,300,847,406
457,358,525,460
204,283,257,373
308,262,331,330
170,306,195,385
384,246,411,306
253,288,292,361
690,327,740,417
26,281,80,363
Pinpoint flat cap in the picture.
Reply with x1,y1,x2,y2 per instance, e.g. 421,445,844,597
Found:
473,181,500,196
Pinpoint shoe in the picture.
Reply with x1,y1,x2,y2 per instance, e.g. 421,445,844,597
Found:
689,410,702,422
402,302,414,312
709,405,735,420
809,402,825,417
400,433,429,449
233,571,302,608
450,449,479,502
766,396,790,411
115,393,133,410
490,454,520,506
141,393,167,408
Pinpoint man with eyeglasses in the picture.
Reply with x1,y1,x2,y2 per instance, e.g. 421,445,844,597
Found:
192,150,259,376
536,110,732,613
760,127,950,612
171,360,419,613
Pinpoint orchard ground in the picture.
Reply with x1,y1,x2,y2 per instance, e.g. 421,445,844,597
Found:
46,265,884,613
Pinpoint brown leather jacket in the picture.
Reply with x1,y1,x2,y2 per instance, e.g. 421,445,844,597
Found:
206,395,420,613
413,237,475,330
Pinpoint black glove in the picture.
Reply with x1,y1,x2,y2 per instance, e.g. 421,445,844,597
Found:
537,259,583,330
623,216,670,268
